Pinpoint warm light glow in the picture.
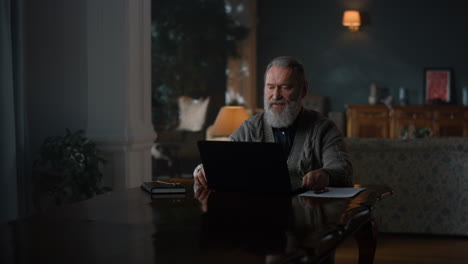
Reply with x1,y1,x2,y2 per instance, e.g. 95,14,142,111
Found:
342,10,361,32
211,106,249,137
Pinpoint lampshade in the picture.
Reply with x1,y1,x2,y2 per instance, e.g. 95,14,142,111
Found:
342,10,361,32
210,106,249,137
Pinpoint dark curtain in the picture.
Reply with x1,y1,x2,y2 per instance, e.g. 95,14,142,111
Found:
0,0,31,222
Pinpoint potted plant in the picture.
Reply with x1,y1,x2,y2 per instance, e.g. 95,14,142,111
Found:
34,129,111,206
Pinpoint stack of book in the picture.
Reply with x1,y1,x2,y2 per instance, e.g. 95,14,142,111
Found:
140,181,186,197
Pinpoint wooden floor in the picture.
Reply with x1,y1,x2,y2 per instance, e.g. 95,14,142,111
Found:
335,233,468,264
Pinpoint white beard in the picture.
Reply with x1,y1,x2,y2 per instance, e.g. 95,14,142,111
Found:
264,99,302,128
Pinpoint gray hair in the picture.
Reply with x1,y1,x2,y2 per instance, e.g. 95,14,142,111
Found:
264,56,306,85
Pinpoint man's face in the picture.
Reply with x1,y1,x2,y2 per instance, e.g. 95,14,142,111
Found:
264,66,307,127
264,66,305,112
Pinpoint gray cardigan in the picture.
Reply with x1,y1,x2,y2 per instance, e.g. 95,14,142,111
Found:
229,109,353,189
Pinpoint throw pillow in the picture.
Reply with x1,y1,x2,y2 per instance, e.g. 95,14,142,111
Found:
177,96,210,132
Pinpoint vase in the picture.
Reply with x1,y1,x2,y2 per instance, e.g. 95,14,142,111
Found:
463,88,468,106
368,96,377,105
368,83,377,105
398,87,407,105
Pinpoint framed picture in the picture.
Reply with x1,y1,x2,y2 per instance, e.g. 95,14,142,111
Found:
424,68,452,104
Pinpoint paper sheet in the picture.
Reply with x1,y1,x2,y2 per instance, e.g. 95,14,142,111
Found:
298,187,366,198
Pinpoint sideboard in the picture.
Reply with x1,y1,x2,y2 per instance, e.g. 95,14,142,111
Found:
345,104,468,138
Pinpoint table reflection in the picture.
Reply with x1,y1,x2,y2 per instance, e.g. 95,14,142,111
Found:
201,192,291,256
195,189,352,263
1,183,385,264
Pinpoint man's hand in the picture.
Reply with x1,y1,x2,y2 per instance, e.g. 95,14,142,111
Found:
301,169,330,191
194,167,208,187
194,186,212,212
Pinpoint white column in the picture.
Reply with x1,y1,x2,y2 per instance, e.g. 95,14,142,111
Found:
87,0,155,190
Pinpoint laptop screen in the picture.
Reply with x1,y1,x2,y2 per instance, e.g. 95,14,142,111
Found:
197,141,293,194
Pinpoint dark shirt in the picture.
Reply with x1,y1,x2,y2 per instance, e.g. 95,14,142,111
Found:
272,118,299,158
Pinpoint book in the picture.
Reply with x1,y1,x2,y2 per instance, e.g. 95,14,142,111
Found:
150,193,186,199
140,181,186,194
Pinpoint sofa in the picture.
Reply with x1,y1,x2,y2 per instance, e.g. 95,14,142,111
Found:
345,137,468,236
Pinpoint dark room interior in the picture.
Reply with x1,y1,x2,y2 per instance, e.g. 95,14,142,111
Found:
1,0,467,263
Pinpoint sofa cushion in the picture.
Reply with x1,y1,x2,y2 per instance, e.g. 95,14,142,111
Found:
177,96,210,132
346,137,468,236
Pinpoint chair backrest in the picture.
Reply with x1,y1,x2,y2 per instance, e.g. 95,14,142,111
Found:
176,96,210,132
302,94,327,114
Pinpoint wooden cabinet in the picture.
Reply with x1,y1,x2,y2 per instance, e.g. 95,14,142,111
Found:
346,105,389,138
432,107,466,137
346,104,468,138
390,106,433,138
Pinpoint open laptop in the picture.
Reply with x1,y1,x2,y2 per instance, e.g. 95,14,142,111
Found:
197,141,300,194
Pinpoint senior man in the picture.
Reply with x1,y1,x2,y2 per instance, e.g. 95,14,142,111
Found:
194,56,352,191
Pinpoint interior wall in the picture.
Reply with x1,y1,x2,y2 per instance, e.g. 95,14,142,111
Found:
25,0,154,192
257,0,468,112
25,0,88,155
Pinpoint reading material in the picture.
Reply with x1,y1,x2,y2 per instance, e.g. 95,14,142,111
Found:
140,181,186,194
299,187,366,198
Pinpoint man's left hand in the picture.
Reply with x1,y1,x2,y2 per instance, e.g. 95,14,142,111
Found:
302,169,330,191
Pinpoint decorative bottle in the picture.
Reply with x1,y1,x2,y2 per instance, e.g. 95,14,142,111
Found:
368,83,377,105
463,87,468,106
398,87,407,105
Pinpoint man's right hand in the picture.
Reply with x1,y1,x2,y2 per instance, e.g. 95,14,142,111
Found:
194,167,208,187
194,185,212,212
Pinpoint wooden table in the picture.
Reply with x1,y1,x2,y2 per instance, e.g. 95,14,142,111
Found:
1,180,392,264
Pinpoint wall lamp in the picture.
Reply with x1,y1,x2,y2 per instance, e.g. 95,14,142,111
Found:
342,10,361,32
